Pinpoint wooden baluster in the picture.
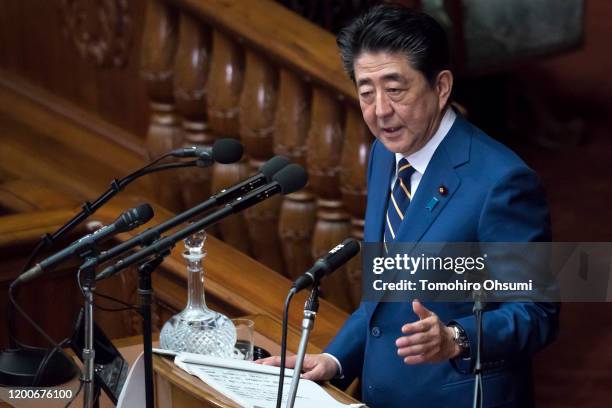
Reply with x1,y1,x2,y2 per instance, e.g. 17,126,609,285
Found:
174,13,214,208
206,30,250,254
307,88,352,311
140,0,182,212
275,70,316,279
240,50,277,161
342,105,372,308
239,50,284,272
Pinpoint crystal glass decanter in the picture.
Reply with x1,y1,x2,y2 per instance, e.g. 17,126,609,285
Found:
159,230,236,357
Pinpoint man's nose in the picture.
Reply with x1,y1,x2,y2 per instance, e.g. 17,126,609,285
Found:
375,93,393,118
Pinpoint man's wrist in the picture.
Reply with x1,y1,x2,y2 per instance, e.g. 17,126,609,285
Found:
322,353,344,379
447,324,470,359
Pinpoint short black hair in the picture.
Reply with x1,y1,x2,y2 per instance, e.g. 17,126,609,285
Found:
336,4,450,84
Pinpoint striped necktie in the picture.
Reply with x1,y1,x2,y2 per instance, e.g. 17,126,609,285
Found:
384,158,416,242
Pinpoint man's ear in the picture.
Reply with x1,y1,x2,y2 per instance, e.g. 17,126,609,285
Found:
435,70,453,110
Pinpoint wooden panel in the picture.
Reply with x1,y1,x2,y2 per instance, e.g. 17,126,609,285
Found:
0,180,78,214
0,76,151,201
0,0,150,139
0,72,147,166
0,71,147,158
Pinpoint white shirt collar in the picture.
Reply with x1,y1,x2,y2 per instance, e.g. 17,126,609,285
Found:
395,108,457,175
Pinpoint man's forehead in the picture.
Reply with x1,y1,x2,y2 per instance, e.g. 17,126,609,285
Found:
354,52,414,85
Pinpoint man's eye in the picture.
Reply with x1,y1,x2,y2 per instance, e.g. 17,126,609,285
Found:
360,91,373,98
387,88,402,95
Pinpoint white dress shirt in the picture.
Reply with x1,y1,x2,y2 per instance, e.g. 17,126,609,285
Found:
392,107,457,196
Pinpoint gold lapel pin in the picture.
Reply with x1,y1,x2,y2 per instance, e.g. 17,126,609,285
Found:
439,185,448,196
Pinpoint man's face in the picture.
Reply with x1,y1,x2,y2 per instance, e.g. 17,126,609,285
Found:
354,52,450,156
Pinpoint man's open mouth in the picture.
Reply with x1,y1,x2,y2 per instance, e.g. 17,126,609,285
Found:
382,126,402,134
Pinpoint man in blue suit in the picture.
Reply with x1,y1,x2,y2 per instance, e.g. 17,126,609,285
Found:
261,5,558,407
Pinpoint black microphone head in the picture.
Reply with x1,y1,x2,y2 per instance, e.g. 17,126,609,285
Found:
326,238,361,271
115,203,154,233
272,164,308,195
260,155,290,181
212,138,243,164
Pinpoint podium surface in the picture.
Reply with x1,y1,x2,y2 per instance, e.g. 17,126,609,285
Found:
120,314,359,408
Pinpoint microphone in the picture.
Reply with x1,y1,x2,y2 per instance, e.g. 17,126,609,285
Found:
16,204,154,285
292,238,361,292
89,155,290,273
169,138,243,164
211,155,290,203
231,163,305,212
96,164,308,281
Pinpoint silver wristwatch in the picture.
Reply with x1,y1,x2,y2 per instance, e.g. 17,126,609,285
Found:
449,324,470,356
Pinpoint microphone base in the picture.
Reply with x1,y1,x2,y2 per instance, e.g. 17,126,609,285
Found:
0,347,77,387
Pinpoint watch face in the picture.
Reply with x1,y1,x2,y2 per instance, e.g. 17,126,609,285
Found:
453,326,460,340
451,325,469,349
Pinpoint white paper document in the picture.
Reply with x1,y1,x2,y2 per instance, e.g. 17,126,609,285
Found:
174,352,366,408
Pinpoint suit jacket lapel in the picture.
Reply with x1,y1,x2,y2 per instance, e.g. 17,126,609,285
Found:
396,114,471,243
395,149,460,243
365,144,395,243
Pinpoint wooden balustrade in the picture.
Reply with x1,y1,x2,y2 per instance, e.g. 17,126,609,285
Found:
140,0,371,311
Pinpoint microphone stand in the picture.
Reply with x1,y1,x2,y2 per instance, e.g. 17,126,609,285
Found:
137,253,169,408
286,281,320,408
472,291,485,408
78,249,169,408
78,258,100,408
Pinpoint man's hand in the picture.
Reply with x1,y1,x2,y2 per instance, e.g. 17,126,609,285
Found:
395,299,461,364
255,353,338,381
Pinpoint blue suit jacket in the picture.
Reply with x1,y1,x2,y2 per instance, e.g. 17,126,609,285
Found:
325,113,559,408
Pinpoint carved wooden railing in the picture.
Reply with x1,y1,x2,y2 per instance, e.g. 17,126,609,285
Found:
140,0,372,311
